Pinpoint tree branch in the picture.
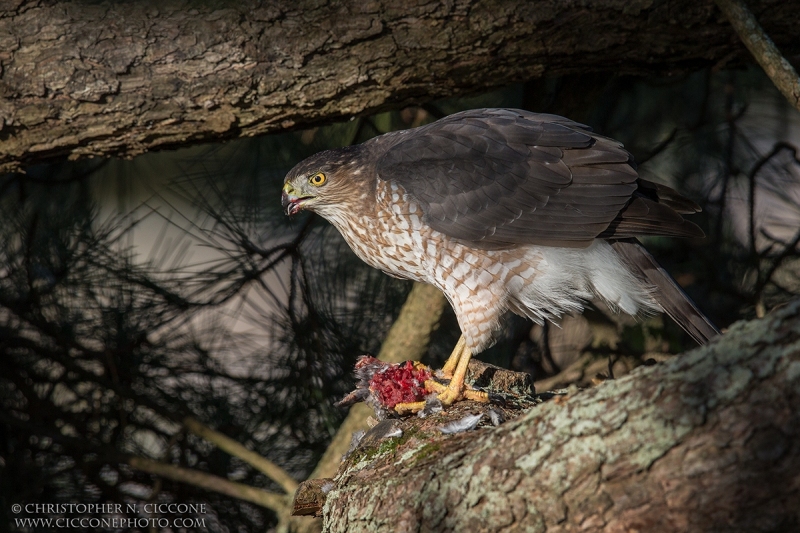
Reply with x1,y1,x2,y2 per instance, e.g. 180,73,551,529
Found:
714,0,800,111
125,455,288,513
0,409,290,514
183,416,299,495
323,300,800,532
375,282,448,365
2,0,799,172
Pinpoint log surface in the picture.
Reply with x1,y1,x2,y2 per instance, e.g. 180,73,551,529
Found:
2,0,799,172
322,302,800,532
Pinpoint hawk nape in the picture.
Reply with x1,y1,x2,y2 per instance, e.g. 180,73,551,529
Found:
281,108,718,413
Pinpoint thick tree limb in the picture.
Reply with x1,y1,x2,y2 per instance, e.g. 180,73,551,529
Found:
714,0,800,112
323,301,800,532
2,0,799,172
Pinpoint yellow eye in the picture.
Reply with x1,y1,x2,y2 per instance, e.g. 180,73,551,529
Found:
309,172,326,186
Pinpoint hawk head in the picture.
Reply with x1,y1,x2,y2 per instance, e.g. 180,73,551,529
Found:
282,145,367,217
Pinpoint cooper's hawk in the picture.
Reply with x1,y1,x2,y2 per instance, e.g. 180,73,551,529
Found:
282,108,718,412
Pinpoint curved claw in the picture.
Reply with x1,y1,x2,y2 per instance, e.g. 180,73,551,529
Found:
434,382,490,406
393,380,489,414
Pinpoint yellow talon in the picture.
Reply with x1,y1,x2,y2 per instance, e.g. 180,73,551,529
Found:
392,337,490,414
394,381,489,414
394,401,427,415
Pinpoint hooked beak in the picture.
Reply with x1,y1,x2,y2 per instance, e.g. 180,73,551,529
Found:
281,183,312,216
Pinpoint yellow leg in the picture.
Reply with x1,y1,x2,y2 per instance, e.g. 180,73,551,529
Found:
424,379,489,403
440,336,466,378
437,343,473,406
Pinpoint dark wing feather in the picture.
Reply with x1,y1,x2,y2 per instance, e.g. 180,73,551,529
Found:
611,239,719,344
375,108,703,247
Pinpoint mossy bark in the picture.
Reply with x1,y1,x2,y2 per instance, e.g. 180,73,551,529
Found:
3,0,800,172
322,301,800,532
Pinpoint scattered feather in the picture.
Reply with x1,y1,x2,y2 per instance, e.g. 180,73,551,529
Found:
383,426,403,439
438,413,484,434
343,430,365,460
488,407,505,426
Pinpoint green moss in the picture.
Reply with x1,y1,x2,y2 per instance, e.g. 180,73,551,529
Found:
412,442,442,464
350,427,429,465
350,439,395,464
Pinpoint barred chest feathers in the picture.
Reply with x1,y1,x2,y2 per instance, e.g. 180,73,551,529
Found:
321,179,659,352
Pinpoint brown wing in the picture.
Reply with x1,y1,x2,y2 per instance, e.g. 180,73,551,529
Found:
375,108,703,248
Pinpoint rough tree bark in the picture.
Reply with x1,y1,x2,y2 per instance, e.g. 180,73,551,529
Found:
2,0,799,172
319,301,800,532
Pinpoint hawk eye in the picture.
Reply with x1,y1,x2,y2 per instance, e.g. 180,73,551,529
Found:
309,172,327,186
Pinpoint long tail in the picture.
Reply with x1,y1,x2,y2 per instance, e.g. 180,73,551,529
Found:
611,239,719,344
